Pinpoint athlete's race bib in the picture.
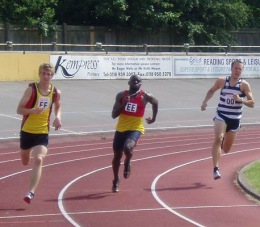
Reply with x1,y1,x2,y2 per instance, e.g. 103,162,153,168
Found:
225,94,236,105
38,97,50,109
125,102,137,113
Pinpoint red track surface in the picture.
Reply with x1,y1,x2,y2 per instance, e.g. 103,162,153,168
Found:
0,126,260,227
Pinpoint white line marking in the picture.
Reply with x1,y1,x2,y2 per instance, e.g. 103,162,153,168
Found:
0,114,21,120
57,146,260,226
1,131,259,225
1,204,258,219
49,126,83,135
151,158,208,227
151,147,260,226
0,153,112,180
56,147,210,226
1,122,259,140
58,166,111,227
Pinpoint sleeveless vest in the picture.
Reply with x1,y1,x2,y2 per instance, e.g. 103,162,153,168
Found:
116,90,145,134
217,76,245,119
21,82,57,134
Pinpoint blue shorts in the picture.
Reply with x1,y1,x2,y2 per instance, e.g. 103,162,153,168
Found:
113,130,141,152
215,111,240,132
20,131,49,150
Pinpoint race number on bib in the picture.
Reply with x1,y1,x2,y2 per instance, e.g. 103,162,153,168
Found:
225,94,236,105
38,97,50,109
125,102,137,113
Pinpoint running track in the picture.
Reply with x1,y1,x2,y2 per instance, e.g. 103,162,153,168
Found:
0,125,260,227
0,79,259,226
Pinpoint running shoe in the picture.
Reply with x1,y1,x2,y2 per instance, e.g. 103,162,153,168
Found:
24,192,34,204
112,179,119,193
213,168,221,180
123,160,131,179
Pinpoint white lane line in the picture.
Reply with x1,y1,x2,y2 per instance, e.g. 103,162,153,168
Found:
57,146,260,226
1,143,208,181
151,158,208,227
57,147,211,226
1,122,259,140
0,153,112,181
0,113,84,139
1,204,258,220
50,126,83,135
151,147,260,227
58,166,111,227
1,141,259,225
0,114,21,120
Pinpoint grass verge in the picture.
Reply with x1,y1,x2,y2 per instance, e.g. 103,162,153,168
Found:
244,161,260,194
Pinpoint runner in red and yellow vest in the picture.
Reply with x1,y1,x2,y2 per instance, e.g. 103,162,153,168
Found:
17,63,62,204
116,89,145,134
111,75,158,192
21,82,57,134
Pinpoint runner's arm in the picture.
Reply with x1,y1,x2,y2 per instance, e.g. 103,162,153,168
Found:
53,90,62,130
17,87,44,115
112,91,126,119
201,78,224,111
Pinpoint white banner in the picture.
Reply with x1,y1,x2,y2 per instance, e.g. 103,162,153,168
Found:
174,56,260,78
51,55,173,79
50,55,260,80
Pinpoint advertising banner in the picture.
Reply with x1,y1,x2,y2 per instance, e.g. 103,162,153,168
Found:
51,55,173,79
50,55,259,80
174,56,259,78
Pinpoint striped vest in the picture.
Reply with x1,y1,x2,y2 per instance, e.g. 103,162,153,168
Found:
217,76,245,119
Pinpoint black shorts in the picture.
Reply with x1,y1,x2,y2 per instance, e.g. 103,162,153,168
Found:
113,130,141,152
215,111,240,132
20,131,49,150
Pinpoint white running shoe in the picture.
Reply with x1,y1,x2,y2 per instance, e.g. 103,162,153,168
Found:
24,192,34,204
214,169,221,180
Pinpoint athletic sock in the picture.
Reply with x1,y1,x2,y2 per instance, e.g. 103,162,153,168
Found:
214,167,219,172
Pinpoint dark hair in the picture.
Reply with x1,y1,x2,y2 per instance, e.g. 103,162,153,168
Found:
129,74,142,82
231,59,243,68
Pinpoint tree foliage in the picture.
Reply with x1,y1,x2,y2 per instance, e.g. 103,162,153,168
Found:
55,0,128,26
177,0,250,44
125,0,180,30
0,0,258,44
54,0,256,44
0,0,58,37
243,0,260,27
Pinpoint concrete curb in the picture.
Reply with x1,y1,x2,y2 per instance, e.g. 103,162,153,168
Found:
237,160,260,201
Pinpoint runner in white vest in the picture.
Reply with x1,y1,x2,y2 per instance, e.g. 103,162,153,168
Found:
201,60,255,180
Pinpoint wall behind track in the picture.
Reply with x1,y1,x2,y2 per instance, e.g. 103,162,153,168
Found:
0,53,49,81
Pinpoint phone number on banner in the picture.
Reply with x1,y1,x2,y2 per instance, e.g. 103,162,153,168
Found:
103,71,172,78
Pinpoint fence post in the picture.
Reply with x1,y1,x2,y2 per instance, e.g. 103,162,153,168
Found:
226,44,231,54
6,41,13,51
183,43,189,55
143,44,148,55
4,22,10,42
62,23,67,51
90,26,95,51
52,42,57,51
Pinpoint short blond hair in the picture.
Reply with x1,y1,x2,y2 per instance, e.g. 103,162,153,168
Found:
38,63,55,76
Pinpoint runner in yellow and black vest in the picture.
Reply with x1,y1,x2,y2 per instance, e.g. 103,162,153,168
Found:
17,63,62,204
21,82,56,134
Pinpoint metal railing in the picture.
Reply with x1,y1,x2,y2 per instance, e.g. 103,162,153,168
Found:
0,42,260,55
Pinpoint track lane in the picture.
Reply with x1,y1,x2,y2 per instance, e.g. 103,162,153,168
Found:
0,126,259,226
